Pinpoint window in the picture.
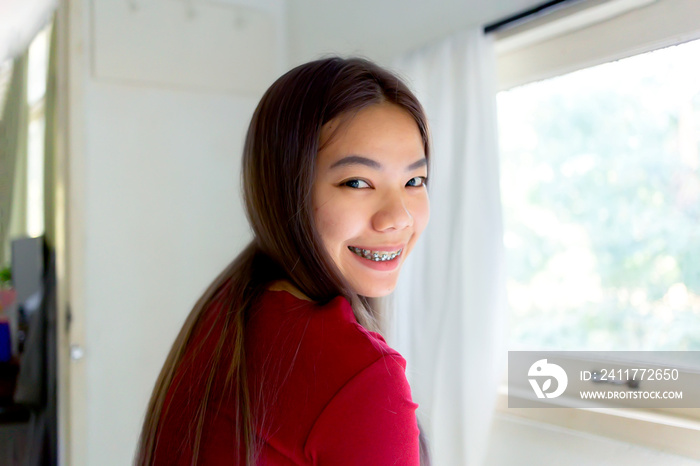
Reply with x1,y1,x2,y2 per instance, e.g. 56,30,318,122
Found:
26,24,51,238
498,39,700,353
494,0,700,456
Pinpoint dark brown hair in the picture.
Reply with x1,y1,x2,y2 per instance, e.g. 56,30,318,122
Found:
135,56,431,465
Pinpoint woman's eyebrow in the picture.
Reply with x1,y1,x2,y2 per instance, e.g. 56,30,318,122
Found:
329,155,427,171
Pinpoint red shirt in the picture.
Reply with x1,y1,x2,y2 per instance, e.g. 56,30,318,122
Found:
154,287,421,465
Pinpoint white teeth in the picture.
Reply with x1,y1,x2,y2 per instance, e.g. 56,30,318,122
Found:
348,246,402,262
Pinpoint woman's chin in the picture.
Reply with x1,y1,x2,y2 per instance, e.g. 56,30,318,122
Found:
352,281,397,298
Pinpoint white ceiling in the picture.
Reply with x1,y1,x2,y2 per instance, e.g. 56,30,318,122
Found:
287,0,547,65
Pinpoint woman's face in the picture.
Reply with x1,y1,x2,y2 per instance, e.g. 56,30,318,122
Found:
312,102,430,297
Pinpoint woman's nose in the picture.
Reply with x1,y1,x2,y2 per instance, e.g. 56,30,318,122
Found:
371,191,414,231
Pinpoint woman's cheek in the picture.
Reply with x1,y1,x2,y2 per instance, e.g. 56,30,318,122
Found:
314,199,343,239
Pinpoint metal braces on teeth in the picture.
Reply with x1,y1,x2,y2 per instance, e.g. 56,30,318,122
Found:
349,246,402,262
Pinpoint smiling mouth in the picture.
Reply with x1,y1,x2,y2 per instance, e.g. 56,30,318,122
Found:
348,246,403,262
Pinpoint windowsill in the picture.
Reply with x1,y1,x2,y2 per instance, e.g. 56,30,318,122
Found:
496,388,700,461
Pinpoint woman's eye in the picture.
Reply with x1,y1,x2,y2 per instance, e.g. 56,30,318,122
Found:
343,179,371,189
407,176,428,187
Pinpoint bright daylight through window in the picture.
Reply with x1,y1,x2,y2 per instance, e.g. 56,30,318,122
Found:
498,39,700,352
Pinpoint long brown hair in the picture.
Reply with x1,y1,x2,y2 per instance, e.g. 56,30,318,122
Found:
135,56,431,465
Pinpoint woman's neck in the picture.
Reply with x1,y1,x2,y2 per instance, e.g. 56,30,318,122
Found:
266,279,313,301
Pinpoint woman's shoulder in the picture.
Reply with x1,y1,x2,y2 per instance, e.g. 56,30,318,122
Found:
246,287,407,402
251,286,400,365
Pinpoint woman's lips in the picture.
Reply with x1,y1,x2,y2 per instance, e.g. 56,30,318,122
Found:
347,245,404,271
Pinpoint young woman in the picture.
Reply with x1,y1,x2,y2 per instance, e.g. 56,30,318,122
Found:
135,57,432,465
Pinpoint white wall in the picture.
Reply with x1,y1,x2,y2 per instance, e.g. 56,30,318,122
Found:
287,0,543,65
82,82,256,464
65,1,286,464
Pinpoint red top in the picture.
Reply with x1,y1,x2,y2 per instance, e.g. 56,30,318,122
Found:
153,286,421,465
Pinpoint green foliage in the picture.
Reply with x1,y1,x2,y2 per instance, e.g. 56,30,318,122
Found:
0,267,10,286
500,49,700,351
529,89,698,295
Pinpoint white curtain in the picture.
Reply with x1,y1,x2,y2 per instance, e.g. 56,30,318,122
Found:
0,0,57,65
391,27,507,466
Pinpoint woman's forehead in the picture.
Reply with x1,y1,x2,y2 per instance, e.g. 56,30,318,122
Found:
318,103,424,161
